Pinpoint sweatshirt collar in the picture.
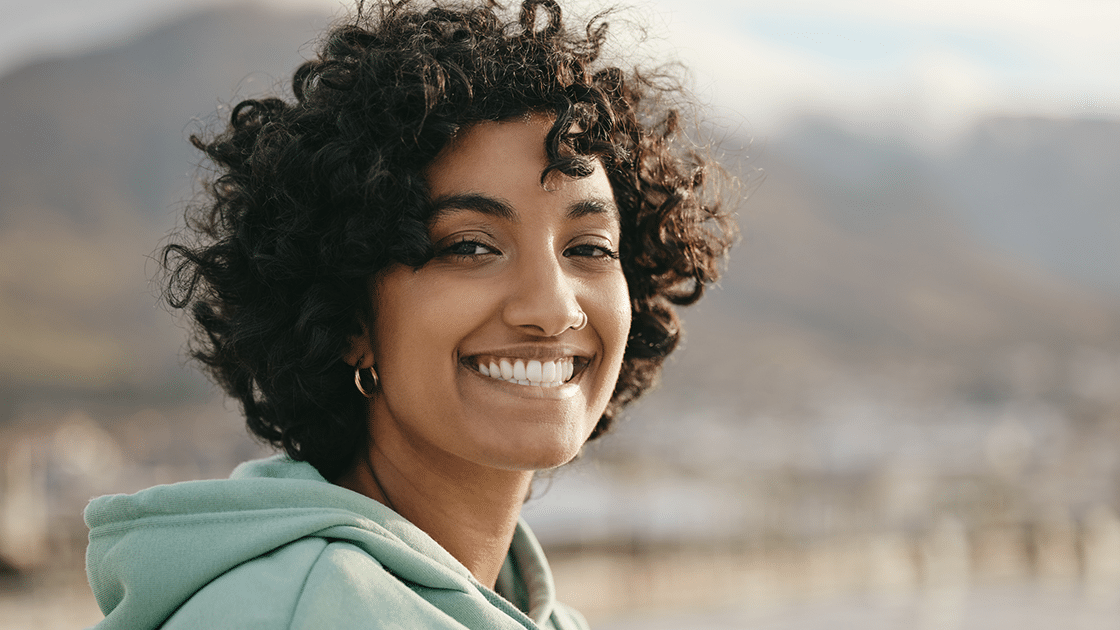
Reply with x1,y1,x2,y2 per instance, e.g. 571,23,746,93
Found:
234,455,558,623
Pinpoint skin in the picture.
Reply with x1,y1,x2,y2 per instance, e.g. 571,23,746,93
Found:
338,117,631,589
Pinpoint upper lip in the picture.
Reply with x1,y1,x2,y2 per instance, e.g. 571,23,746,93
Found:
460,344,593,363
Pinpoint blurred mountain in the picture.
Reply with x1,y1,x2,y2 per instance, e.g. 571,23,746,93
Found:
0,2,1118,416
944,117,1120,296
647,119,1120,424
735,119,1116,342
0,5,330,398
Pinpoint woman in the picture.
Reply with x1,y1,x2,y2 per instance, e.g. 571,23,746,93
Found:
84,1,735,628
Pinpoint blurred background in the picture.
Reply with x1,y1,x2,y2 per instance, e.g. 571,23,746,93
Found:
2,0,1119,628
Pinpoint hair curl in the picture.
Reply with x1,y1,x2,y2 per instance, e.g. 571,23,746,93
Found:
164,0,737,480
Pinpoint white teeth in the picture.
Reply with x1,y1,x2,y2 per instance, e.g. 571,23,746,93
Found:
526,360,542,383
476,357,577,387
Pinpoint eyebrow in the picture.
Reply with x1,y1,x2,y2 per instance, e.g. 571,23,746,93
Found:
566,198,621,222
430,194,516,223
429,193,620,224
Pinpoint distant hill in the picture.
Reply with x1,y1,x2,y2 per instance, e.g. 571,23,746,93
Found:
0,5,329,397
768,116,1120,296
0,5,328,227
660,124,1120,412
724,120,1120,351
0,2,1117,414
942,117,1120,296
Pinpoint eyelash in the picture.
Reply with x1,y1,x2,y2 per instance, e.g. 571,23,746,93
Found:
443,239,497,258
439,239,619,260
564,244,620,260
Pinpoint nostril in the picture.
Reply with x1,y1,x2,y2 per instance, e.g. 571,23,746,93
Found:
503,272,582,336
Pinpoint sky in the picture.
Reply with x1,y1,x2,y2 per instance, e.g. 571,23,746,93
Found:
3,0,1120,144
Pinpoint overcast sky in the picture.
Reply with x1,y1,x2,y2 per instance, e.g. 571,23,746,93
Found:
4,0,1120,143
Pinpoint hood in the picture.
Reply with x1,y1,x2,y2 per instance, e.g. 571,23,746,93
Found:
85,455,557,630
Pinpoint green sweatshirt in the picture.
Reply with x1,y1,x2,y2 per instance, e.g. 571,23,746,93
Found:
84,455,589,630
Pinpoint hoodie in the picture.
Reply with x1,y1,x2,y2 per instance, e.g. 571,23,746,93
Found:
84,455,589,630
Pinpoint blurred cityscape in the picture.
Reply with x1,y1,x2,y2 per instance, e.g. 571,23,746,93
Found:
2,3,1120,628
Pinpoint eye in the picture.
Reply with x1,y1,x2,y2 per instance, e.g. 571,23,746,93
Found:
442,239,499,258
564,243,619,259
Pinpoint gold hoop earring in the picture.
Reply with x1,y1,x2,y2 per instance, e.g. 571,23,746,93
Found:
354,365,379,398
571,312,588,331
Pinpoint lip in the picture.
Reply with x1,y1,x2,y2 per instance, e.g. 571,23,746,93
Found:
460,343,594,363
460,359,586,400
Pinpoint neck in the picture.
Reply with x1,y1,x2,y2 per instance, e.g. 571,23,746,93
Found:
336,434,532,589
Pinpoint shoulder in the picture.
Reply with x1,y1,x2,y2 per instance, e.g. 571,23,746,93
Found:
160,538,462,630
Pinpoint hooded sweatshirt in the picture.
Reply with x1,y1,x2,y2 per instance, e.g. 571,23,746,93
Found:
84,455,589,630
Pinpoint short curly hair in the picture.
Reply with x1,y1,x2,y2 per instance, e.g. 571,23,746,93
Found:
164,0,737,480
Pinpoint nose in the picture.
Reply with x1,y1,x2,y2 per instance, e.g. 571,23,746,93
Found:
502,249,584,336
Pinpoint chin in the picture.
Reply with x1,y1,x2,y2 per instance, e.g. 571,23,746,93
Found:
520,447,584,472
478,432,589,472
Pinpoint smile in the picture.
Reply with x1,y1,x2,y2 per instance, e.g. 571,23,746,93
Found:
470,356,585,387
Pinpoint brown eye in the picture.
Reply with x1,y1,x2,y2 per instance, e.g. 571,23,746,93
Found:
564,244,618,259
443,240,498,257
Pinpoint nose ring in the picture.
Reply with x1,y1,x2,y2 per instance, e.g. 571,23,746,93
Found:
571,312,588,331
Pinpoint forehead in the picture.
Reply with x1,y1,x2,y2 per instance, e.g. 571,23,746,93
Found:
428,118,551,189
424,119,617,223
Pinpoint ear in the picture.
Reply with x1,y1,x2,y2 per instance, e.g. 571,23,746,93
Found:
344,319,375,368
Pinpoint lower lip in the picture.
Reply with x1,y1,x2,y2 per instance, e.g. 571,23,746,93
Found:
462,363,583,400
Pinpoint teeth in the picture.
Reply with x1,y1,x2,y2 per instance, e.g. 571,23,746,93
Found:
526,360,542,383
476,357,577,387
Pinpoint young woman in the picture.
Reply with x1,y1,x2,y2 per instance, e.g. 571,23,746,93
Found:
84,1,736,628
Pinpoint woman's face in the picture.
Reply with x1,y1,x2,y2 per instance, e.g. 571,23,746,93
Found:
363,118,631,472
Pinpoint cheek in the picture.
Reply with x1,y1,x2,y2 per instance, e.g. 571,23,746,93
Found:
597,274,632,360
375,273,482,341
372,277,449,377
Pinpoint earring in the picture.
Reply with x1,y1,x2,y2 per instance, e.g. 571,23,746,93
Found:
571,312,588,331
354,365,379,398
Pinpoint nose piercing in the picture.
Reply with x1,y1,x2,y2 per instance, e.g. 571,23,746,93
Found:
571,312,588,331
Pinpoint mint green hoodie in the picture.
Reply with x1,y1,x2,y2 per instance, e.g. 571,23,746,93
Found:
84,455,589,630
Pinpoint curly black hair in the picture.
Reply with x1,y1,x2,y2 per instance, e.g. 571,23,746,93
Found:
164,0,737,480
